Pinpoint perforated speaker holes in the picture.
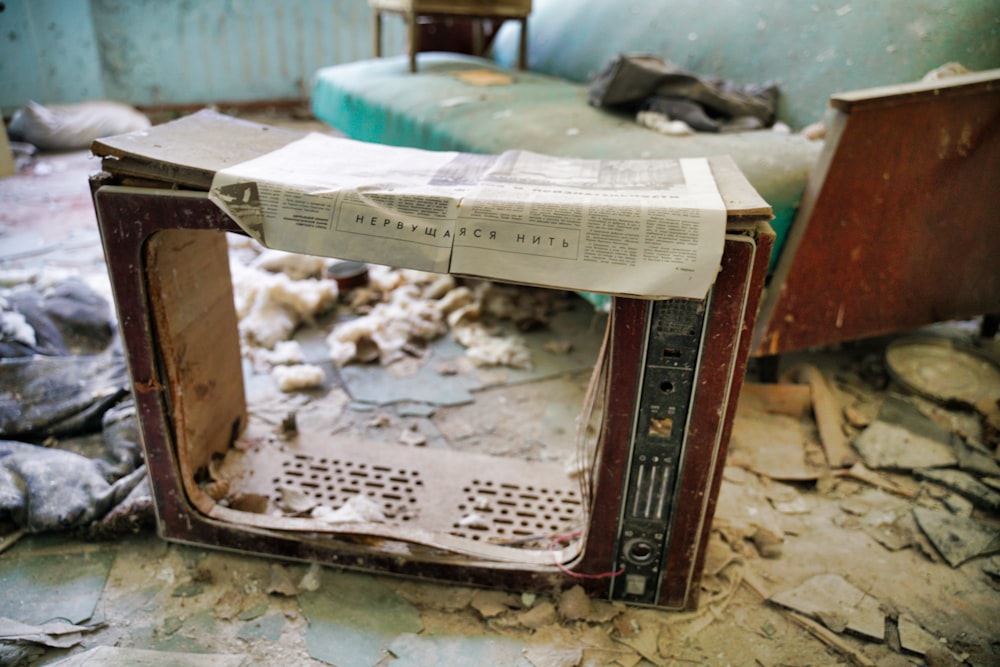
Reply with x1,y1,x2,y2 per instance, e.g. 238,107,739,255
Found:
452,479,582,543
273,454,423,521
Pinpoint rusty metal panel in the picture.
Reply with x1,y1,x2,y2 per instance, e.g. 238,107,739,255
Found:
754,72,1000,356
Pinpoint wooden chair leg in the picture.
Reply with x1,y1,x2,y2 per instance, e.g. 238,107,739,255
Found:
373,10,383,57
982,313,1000,338
755,354,781,383
407,11,418,72
518,17,528,70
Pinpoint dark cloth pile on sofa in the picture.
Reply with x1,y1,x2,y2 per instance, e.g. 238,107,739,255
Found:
588,54,779,133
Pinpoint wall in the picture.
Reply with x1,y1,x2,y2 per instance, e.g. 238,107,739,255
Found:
0,0,404,114
0,0,106,112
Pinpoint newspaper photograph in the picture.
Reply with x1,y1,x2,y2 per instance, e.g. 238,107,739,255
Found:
209,133,726,299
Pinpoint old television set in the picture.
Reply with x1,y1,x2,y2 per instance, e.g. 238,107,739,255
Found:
91,114,773,610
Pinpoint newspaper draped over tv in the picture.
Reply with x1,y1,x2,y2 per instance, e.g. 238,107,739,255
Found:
208,133,726,299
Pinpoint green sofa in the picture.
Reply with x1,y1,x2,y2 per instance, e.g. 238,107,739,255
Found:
311,0,1000,353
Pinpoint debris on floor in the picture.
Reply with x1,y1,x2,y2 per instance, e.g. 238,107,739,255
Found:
727,340,1000,666
3,128,999,667
911,507,1000,567
45,645,248,667
768,573,886,641
297,570,423,667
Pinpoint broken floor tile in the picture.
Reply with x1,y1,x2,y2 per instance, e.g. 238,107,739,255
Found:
340,359,477,407
852,396,958,470
913,468,1000,512
861,509,916,551
897,613,941,657
942,493,975,517
953,437,1000,477
160,616,183,636
853,423,957,471
339,307,601,407
396,402,437,418
768,573,885,640
981,555,1000,580
387,632,530,667
170,581,205,598
149,609,217,654
0,549,115,625
43,645,247,666
912,507,1000,567
729,411,820,481
236,611,286,642
236,598,269,622
297,570,422,667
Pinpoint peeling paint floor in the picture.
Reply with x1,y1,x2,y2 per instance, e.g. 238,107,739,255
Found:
2,117,999,667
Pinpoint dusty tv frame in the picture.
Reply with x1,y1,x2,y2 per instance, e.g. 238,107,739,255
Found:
91,118,772,610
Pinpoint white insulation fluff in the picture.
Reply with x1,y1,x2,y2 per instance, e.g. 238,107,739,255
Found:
251,249,326,280
260,340,305,366
271,364,326,392
230,262,338,349
327,267,540,369
327,270,452,366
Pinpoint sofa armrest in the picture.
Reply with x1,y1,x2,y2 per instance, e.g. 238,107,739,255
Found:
753,69,1000,356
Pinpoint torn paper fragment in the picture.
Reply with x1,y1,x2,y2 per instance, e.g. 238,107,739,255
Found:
279,486,317,514
458,513,489,529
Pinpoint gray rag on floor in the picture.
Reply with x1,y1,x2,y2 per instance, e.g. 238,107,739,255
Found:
0,279,152,535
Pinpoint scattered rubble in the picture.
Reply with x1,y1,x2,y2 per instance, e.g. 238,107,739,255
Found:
727,339,1000,665
769,573,885,640
853,396,960,470
911,508,1000,567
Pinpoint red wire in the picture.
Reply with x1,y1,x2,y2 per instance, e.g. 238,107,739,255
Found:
548,530,624,579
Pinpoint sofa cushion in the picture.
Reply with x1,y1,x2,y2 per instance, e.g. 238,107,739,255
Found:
312,53,822,267
492,0,1000,130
